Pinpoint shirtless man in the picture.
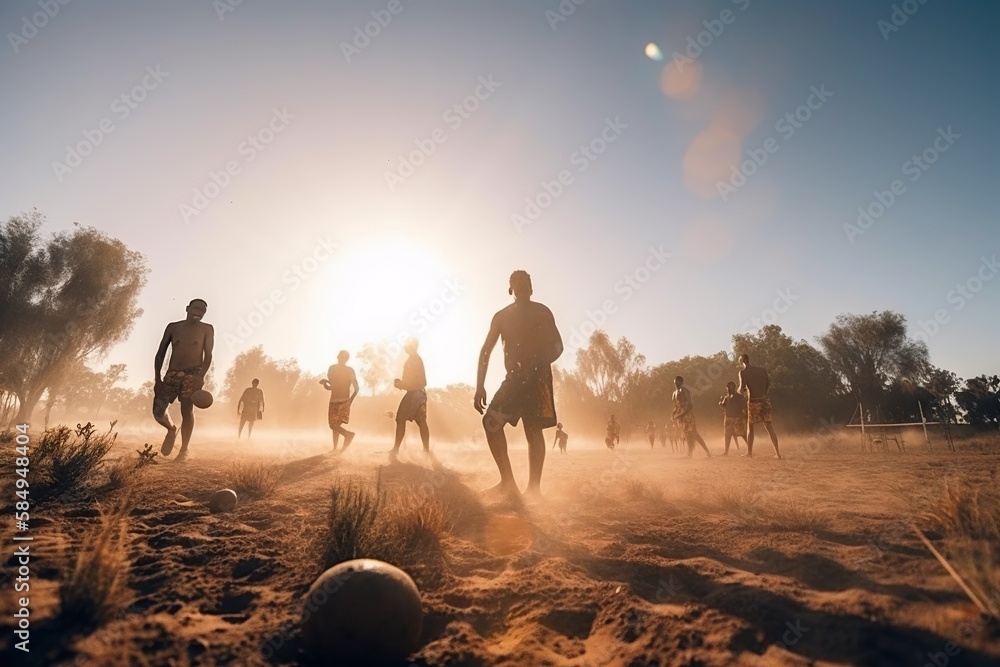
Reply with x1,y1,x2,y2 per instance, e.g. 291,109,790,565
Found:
474,270,563,498
153,298,214,462
389,338,430,462
321,350,359,453
672,375,712,458
237,379,265,439
737,353,782,459
719,381,747,455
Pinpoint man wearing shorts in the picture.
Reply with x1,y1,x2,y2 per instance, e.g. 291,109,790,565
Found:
321,350,358,453
672,376,712,458
153,298,214,462
237,378,265,439
389,338,430,462
719,381,747,455
737,353,782,459
474,270,563,497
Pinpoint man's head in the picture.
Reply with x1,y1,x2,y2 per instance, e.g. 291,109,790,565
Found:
674,375,684,389
557,422,563,430
508,270,532,300
726,381,736,394
739,353,750,368
186,298,208,321
252,378,259,387
337,350,350,364
404,337,419,355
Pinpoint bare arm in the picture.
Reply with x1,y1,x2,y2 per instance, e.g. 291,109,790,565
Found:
477,315,502,390
154,325,172,383
259,390,265,411
200,325,214,381
348,370,359,402
737,369,746,395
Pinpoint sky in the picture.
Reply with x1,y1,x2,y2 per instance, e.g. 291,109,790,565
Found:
2,0,998,392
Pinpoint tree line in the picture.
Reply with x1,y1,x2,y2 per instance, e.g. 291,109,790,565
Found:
3,211,998,437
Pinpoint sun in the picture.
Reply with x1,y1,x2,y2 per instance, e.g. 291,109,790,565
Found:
297,238,471,385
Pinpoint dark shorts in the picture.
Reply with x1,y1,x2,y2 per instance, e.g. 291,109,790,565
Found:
328,400,351,428
154,367,202,406
241,404,260,423
487,371,556,430
748,398,772,425
396,390,428,423
724,415,746,439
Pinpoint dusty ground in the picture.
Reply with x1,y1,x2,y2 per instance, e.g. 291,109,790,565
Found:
2,429,999,666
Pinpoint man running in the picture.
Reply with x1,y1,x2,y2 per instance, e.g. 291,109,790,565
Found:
321,350,359,453
737,353,782,459
389,338,430,462
237,378,265,439
672,375,712,458
153,298,214,462
474,270,563,497
719,381,747,455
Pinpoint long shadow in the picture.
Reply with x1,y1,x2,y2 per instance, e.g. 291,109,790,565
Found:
576,553,998,666
279,453,339,483
621,527,965,605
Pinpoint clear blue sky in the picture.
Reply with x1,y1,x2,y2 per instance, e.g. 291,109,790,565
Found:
2,0,998,390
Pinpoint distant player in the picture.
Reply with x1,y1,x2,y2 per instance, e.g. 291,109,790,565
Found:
672,376,712,458
321,350,359,453
153,298,214,462
659,423,667,448
389,338,430,462
719,381,746,455
605,414,620,451
237,378,265,439
668,422,680,452
552,423,568,454
646,420,656,448
737,353,782,459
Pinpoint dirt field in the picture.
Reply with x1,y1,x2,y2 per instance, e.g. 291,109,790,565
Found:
2,429,999,666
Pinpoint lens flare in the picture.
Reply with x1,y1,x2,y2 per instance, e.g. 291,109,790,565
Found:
644,42,663,61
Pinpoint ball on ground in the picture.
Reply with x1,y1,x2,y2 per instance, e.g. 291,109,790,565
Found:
301,559,422,663
208,488,238,513
190,389,213,409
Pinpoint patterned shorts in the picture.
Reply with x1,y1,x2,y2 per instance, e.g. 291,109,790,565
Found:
724,415,747,439
396,390,428,423
674,412,698,436
154,367,202,405
328,400,352,428
748,398,772,425
487,371,556,429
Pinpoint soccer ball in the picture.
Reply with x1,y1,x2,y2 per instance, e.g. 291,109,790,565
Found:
190,389,213,409
301,559,423,662
208,488,238,513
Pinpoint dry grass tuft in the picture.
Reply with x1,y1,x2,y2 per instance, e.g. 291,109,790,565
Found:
59,502,132,627
624,479,664,503
34,422,116,497
922,478,1000,615
226,461,282,499
320,478,384,567
376,489,451,562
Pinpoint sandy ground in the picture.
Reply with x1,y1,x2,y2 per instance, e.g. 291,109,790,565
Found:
2,429,999,666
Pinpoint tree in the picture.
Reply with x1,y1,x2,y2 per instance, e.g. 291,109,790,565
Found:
816,311,929,410
955,375,1000,429
733,325,846,428
0,212,147,425
222,346,302,426
575,331,646,402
